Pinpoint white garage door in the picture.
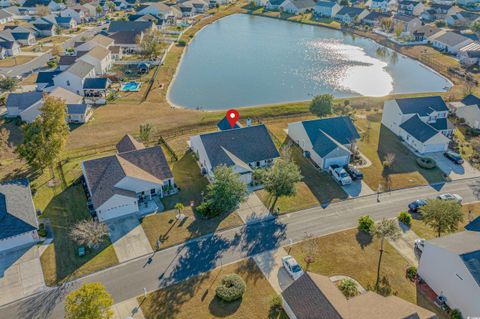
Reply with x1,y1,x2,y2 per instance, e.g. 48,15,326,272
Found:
423,143,447,153
323,155,349,169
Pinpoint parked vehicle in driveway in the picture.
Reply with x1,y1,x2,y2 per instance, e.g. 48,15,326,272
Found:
281,255,304,280
415,239,425,252
444,151,464,165
408,199,427,212
344,165,363,180
437,193,463,203
329,164,352,185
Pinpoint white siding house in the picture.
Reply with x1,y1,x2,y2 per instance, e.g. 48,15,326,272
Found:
53,60,96,95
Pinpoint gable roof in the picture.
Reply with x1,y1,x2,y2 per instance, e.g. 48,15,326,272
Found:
363,11,391,21
399,114,439,143
116,134,145,153
66,60,95,78
0,9,13,19
462,94,480,106
395,96,449,116
0,179,38,241
315,1,338,8
49,86,82,104
83,145,172,209
67,103,89,115
300,116,360,156
55,16,73,24
107,20,153,33
90,34,114,47
6,91,43,110
108,31,138,44
394,14,419,22
461,249,480,286
197,124,279,169
287,0,316,9
83,77,110,90
217,116,242,131
337,6,365,17
36,70,62,85
430,31,472,47
83,46,110,60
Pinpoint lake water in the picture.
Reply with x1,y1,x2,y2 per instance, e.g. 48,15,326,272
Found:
168,14,452,110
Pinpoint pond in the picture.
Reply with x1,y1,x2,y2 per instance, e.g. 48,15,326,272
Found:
168,14,452,110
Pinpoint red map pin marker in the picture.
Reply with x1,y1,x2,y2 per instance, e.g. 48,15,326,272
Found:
226,109,239,128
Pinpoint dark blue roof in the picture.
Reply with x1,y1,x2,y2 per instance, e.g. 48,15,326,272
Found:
337,7,365,17
33,23,54,31
461,250,480,286
36,70,62,84
199,124,280,168
107,21,153,33
67,104,89,115
0,179,37,241
462,94,480,106
429,118,452,131
83,78,110,89
12,32,31,40
399,115,438,142
395,96,448,116
316,1,337,8
0,41,16,49
465,216,480,232
301,116,360,157
217,116,241,131
55,16,72,24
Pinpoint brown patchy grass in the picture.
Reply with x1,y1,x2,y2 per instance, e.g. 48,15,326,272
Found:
140,259,287,319
0,55,36,67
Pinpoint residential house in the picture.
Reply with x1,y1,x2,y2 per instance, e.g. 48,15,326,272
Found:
55,16,76,29
429,30,473,54
178,0,209,16
32,22,56,37
282,272,436,319
66,104,92,123
280,0,316,14
0,180,39,252
217,116,243,131
35,70,62,91
265,0,284,10
21,0,63,13
288,116,360,170
0,40,20,56
189,124,280,185
60,7,87,24
136,2,173,20
381,96,452,154
450,94,480,129
430,3,457,16
83,77,110,105
5,91,44,123
53,60,97,96
446,11,480,27
413,25,441,41
0,0,11,7
362,11,391,26
107,21,154,34
418,231,480,318
334,7,369,24
393,14,422,35
58,54,78,70
75,34,114,52
83,3,99,18
2,6,25,20
78,46,112,75
457,0,480,6
398,0,424,16
0,27,36,46
457,41,480,66
314,1,341,17
82,135,175,222
0,8,13,24
108,31,141,54
370,0,390,12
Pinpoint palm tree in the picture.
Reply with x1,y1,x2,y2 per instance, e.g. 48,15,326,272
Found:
174,203,185,219
374,218,401,289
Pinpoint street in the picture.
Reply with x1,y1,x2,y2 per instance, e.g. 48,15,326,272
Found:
1,177,479,319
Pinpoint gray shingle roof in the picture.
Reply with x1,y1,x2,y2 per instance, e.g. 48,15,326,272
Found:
67,104,89,115
0,179,38,240
399,115,439,142
336,7,365,17
116,134,145,153
83,78,110,90
67,60,95,78
461,250,480,286
198,124,279,169
6,91,43,111
289,0,316,9
107,21,153,33
432,31,471,47
395,96,448,116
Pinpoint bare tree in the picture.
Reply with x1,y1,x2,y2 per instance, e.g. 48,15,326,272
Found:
36,5,50,16
382,153,396,168
139,123,154,143
70,220,109,249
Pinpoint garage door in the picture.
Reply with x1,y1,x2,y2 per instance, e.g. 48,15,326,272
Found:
423,143,446,153
323,155,349,169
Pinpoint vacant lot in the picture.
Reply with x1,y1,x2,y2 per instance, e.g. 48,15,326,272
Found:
140,259,287,319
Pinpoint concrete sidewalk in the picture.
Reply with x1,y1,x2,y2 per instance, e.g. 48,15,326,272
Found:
111,297,145,319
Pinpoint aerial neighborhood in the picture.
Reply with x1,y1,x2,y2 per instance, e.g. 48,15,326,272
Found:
1,0,480,318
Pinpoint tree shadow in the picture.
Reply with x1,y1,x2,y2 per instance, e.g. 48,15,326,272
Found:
355,230,373,250
208,296,242,317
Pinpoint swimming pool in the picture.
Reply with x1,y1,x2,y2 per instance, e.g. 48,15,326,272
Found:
121,81,142,92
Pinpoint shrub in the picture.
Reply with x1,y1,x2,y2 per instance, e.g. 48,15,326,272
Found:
38,225,48,237
216,274,246,302
450,309,462,319
398,211,412,226
47,60,57,68
416,157,436,169
406,266,417,282
358,215,375,234
338,279,358,298
177,40,187,46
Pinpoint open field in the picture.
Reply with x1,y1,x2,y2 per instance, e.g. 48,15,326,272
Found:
140,258,287,319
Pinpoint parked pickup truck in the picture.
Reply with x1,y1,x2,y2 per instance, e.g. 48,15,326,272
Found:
329,164,352,185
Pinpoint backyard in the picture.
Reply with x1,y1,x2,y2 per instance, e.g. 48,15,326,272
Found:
0,55,36,67
139,258,287,319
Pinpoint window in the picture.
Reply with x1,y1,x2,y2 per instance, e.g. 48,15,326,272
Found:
150,189,156,194
66,80,70,86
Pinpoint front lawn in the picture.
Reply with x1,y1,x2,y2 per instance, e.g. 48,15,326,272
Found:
288,228,416,303
410,202,480,240
0,55,36,67
140,258,287,319
356,118,446,191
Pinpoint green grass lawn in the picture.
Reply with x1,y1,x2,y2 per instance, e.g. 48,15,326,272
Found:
288,228,416,303
356,118,447,191
140,259,287,319
410,202,480,240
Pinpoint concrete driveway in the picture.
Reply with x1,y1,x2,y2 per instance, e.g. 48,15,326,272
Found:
0,246,46,307
342,180,375,198
236,193,271,223
107,215,153,263
429,152,480,180
253,247,294,294
387,221,421,266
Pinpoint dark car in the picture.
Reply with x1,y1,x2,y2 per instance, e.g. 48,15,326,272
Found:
344,165,363,180
408,199,427,212
444,151,464,165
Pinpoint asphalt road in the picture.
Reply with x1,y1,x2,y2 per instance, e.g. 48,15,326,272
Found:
2,177,479,319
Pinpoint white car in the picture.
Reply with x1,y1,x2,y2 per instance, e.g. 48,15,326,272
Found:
437,193,463,203
281,255,304,280
414,239,425,252
329,165,352,186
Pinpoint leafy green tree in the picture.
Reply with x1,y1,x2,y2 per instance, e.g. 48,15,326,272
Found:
174,202,184,216
137,28,165,60
358,215,375,234
65,282,113,319
419,199,464,237
0,77,18,92
261,158,302,211
471,20,480,34
374,218,401,289
338,279,358,298
202,165,247,216
139,123,153,143
17,96,69,173
309,94,333,117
